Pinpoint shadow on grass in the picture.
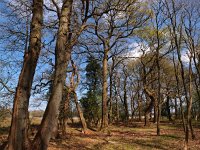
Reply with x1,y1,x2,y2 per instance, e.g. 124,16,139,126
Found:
161,134,180,140
67,122,82,128
50,139,92,150
0,127,9,135
133,139,168,150
91,137,173,150
92,141,109,150
0,127,9,150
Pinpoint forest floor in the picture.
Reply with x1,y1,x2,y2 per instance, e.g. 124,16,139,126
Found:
0,120,200,150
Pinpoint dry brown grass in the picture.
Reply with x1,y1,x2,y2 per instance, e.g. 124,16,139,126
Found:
0,120,200,150
47,122,200,150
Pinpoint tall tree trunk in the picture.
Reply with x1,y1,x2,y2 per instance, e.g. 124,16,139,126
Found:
138,95,142,122
131,92,136,121
109,57,115,124
187,57,195,140
166,96,172,121
175,34,192,150
116,94,119,124
145,112,150,126
51,122,58,140
172,50,187,135
153,101,158,123
157,104,161,135
59,88,70,136
73,92,87,133
137,81,142,122
123,75,129,123
144,98,150,126
7,1,43,149
193,78,200,120
63,92,70,135
189,118,195,139
169,6,191,147
175,98,178,119
101,50,109,129
179,98,186,133
32,1,73,149
109,74,113,124
155,25,161,136
144,88,155,126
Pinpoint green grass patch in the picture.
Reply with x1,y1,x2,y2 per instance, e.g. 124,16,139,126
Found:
160,125,177,130
0,127,9,135
160,134,180,140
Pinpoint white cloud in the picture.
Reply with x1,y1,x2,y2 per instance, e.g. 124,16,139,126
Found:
126,42,150,58
181,50,190,63
128,42,190,64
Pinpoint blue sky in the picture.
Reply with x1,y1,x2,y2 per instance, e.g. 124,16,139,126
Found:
0,0,199,111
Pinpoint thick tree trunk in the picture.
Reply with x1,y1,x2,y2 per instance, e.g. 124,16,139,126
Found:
32,1,73,149
7,1,43,149
101,50,109,129
59,89,70,136
144,88,155,126
63,92,70,135
51,122,58,140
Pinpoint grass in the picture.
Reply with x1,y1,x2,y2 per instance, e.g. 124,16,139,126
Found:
46,121,200,150
160,134,180,140
0,120,200,150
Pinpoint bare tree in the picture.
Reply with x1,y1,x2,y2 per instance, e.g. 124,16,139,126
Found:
32,1,73,149
89,0,149,129
5,0,43,149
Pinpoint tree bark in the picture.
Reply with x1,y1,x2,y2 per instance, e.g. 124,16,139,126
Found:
138,95,142,122
101,50,109,129
166,96,172,121
123,75,129,123
116,93,119,124
59,88,70,136
153,101,158,123
145,112,150,127
144,88,155,126
7,0,43,149
157,104,161,136
63,92,70,135
187,58,195,140
32,1,73,149
73,92,87,132
174,98,178,119
108,63,114,124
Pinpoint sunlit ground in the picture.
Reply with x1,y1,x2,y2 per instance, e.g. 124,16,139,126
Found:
0,119,200,150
